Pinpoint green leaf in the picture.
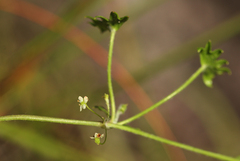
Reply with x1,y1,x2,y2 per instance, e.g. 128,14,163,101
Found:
86,11,128,33
86,16,110,33
117,104,128,114
114,104,128,123
198,40,231,88
94,106,110,117
109,12,129,31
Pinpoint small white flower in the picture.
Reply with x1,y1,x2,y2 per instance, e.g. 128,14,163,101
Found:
90,133,104,139
77,96,89,111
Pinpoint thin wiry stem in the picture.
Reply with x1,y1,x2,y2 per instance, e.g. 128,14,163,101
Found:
107,123,239,161
86,105,104,121
118,66,206,125
0,115,103,127
108,28,117,123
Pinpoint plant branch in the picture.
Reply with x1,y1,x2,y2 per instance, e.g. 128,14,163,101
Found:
118,66,206,125
100,128,108,145
108,28,117,123
107,123,239,161
86,105,104,121
0,115,103,127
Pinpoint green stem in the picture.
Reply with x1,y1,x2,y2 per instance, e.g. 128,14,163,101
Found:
108,28,117,123
100,128,107,145
118,66,206,125
1,115,238,160
86,105,104,121
107,123,239,161
0,115,103,127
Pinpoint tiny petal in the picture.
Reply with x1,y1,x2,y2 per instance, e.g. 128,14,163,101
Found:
94,133,98,138
82,104,86,110
78,96,83,102
84,96,88,103
90,136,95,139
80,105,83,111
94,133,104,138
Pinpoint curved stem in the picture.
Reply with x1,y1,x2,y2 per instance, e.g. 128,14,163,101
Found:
100,128,107,145
0,115,103,127
118,66,206,125
86,105,104,121
108,28,117,123
107,123,239,161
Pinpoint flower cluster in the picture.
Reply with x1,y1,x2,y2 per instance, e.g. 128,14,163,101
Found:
77,96,88,111
90,133,104,145
90,133,104,139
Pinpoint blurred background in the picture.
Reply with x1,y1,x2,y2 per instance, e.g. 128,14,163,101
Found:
0,0,240,161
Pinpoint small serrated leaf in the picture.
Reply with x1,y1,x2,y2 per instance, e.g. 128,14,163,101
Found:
86,16,110,33
198,40,231,88
109,12,129,30
86,12,128,33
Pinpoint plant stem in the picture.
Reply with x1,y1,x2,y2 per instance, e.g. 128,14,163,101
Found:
1,115,238,160
118,66,206,125
107,123,239,161
100,128,107,145
0,115,103,127
86,105,104,121
108,28,117,123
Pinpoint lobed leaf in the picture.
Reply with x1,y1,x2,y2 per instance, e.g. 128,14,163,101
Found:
198,40,231,87
86,11,129,33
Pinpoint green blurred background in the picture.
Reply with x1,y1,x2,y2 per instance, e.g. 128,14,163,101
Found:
0,0,240,161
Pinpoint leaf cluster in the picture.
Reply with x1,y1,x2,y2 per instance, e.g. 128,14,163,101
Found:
86,11,129,33
198,41,231,87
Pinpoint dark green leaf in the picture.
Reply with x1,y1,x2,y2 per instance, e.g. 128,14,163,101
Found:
86,16,110,33
86,12,128,33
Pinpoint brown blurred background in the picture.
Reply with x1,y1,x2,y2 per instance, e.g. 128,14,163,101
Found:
0,0,240,161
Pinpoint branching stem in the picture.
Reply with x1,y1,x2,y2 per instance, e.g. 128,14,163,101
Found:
86,105,104,121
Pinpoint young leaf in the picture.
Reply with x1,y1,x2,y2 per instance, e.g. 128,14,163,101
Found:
86,11,128,33
198,40,231,88
117,104,127,114
114,104,128,123
85,16,110,33
108,12,129,31
94,106,110,117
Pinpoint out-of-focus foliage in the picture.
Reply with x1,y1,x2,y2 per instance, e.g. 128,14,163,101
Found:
0,0,240,161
